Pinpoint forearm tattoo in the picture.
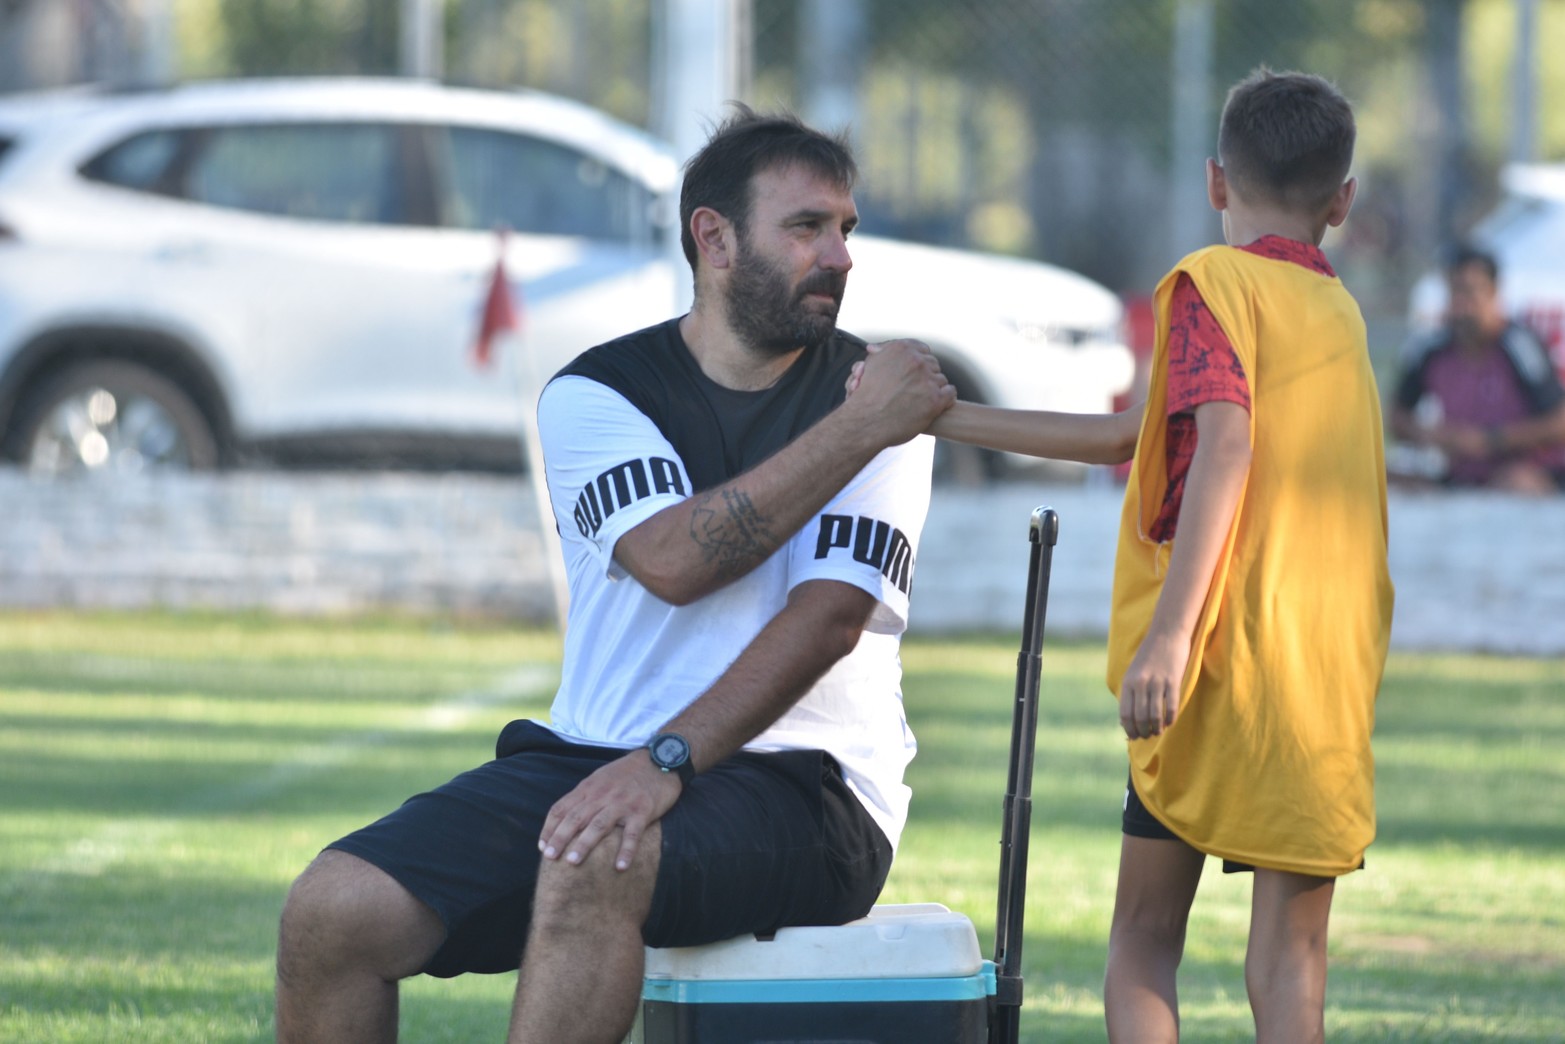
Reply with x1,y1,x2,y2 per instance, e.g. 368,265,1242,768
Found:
688,487,778,579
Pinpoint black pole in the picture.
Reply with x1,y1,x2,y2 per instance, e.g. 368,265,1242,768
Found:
989,507,1058,1044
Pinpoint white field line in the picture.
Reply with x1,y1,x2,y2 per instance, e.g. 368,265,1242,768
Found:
12,663,558,883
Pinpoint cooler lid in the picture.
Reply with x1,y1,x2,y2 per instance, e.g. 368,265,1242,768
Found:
643,903,984,981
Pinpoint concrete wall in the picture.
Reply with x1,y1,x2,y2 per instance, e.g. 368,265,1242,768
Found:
913,484,1564,657
1,471,558,620
3,471,1560,655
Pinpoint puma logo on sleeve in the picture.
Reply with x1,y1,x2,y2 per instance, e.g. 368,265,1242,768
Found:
814,513,914,594
573,457,687,538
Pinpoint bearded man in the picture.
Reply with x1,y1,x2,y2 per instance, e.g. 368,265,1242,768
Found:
275,106,956,1044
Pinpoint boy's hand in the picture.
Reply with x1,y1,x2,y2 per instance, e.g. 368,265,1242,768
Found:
845,360,865,396
1118,630,1189,739
839,338,955,444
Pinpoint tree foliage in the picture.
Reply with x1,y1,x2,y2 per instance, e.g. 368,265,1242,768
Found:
220,0,397,77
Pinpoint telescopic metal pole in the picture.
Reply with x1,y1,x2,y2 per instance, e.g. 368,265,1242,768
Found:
989,506,1058,1044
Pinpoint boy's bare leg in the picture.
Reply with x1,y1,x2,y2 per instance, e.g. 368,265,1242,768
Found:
508,823,661,1044
1105,835,1205,1043
1246,868,1335,1044
276,850,447,1044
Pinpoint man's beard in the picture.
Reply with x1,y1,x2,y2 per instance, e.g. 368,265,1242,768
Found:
725,241,847,358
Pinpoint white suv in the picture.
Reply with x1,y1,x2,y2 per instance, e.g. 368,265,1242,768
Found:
0,78,1134,478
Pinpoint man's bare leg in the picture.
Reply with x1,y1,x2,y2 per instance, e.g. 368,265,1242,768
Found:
276,849,446,1044
508,823,661,1044
1246,868,1335,1044
1104,835,1205,1043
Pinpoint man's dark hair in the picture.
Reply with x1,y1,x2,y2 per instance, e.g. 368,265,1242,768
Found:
1446,243,1499,284
1217,67,1356,213
678,104,857,271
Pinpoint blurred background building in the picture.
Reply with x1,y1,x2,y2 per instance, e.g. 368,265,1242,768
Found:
0,0,1558,319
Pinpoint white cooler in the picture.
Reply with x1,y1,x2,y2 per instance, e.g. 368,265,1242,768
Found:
627,903,995,1043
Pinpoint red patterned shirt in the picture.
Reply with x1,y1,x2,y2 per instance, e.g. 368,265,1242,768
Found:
1149,236,1336,541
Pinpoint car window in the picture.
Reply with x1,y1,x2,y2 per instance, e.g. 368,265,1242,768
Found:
80,129,183,191
438,126,651,242
185,123,405,225
0,134,13,167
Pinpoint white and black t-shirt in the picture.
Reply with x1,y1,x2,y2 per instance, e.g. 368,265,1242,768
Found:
536,318,934,849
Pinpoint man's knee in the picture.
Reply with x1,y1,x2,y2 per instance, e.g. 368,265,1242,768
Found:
531,825,661,934
278,849,444,981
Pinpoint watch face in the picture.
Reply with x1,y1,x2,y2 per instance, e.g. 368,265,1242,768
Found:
650,733,689,768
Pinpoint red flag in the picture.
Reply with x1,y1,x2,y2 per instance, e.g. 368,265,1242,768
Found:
472,230,521,368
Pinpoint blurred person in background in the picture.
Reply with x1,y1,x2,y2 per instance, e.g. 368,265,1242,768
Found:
1390,245,1565,494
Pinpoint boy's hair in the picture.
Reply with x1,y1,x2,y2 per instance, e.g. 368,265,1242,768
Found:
1217,67,1355,214
1446,243,1499,284
678,103,857,272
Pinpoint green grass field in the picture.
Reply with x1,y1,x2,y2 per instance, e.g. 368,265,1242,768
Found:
1,611,1562,1042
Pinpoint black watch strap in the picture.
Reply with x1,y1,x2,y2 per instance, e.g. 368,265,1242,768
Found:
647,731,695,785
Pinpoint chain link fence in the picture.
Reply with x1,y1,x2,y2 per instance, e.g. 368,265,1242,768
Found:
1,0,1560,311
751,0,1561,311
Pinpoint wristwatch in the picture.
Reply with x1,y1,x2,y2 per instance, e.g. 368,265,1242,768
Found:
647,731,695,786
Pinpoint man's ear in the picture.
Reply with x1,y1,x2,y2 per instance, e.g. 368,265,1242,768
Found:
690,207,736,270
1206,158,1228,212
1325,176,1357,229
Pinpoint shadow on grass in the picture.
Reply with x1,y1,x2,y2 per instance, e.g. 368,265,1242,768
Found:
0,734,538,819
0,711,521,744
1374,811,1565,851
6,869,284,966
0,650,557,706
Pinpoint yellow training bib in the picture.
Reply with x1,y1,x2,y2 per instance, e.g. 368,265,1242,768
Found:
1107,245,1394,876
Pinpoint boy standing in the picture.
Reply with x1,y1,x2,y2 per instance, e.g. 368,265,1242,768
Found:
1104,68,1393,1042
849,65,1391,1042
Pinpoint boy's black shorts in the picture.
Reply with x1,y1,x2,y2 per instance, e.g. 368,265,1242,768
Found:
328,719,893,978
1122,771,1255,874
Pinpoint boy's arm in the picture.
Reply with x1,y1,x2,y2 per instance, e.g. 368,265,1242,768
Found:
847,345,1142,464
1118,400,1251,740
927,400,1143,464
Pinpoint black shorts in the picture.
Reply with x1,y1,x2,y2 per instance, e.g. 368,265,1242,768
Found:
329,720,893,977
1122,772,1255,875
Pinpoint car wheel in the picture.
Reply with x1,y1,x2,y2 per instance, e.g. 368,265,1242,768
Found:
12,360,220,475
